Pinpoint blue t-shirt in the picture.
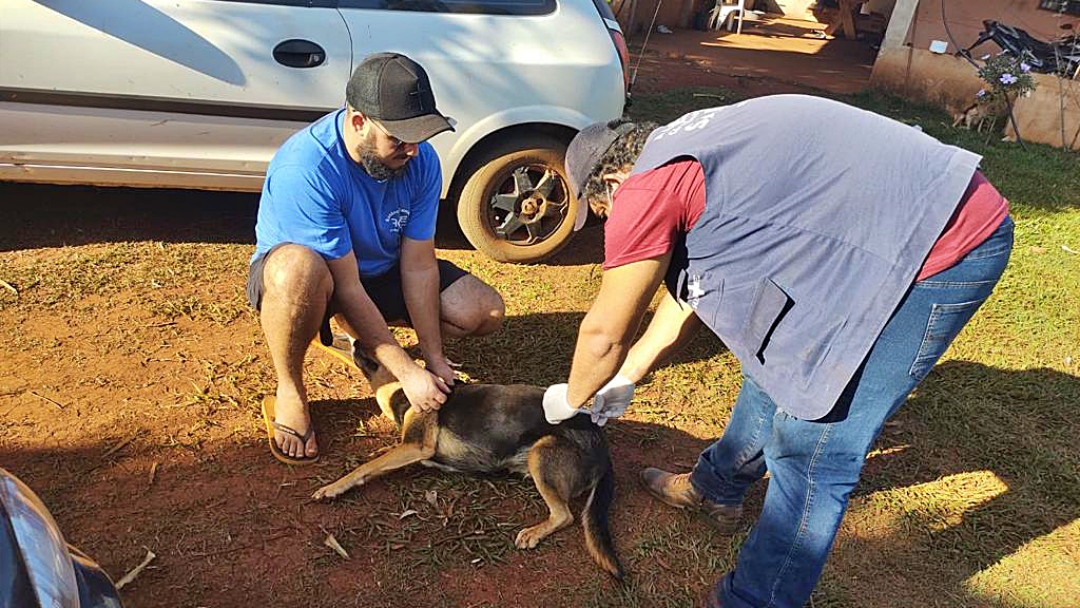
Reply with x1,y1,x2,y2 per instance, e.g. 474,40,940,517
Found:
252,109,441,278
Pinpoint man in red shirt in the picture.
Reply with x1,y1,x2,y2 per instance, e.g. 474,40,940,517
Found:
542,97,1013,607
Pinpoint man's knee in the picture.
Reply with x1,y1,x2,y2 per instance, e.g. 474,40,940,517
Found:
262,244,333,300
768,418,872,491
473,287,505,335
442,276,504,336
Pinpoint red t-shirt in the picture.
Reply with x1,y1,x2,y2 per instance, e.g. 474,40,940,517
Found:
602,159,1008,282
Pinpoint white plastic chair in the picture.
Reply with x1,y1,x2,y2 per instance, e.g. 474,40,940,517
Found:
708,0,746,34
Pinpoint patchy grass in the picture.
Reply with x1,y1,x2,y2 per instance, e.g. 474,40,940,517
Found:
626,87,1080,608
0,88,1077,608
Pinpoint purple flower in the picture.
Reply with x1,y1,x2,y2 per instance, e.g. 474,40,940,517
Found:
976,89,987,98
1000,73,1018,85
1020,62,1031,73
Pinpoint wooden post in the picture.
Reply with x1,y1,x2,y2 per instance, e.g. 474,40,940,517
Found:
628,0,640,35
678,0,695,28
881,0,920,51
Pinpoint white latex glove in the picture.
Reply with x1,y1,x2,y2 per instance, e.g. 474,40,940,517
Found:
591,374,635,426
543,383,587,424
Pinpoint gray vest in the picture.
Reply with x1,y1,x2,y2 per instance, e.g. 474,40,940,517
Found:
633,95,981,419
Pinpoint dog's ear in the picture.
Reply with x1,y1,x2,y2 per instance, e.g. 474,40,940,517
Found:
353,347,398,390
353,348,380,376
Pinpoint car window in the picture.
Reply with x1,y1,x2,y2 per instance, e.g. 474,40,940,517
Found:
338,0,556,16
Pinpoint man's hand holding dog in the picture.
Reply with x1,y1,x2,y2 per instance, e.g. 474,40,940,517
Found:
542,383,584,424
423,352,456,389
401,365,451,412
591,374,634,426
543,375,635,426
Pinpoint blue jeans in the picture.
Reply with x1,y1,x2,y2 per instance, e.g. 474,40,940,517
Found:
690,216,1014,608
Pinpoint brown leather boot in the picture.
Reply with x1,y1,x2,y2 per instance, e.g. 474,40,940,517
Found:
639,467,742,533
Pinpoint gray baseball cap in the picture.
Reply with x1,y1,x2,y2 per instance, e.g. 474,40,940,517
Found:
565,120,636,231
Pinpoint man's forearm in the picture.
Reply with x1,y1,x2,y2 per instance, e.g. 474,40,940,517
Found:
566,310,632,407
564,256,670,409
333,283,420,382
401,264,443,360
619,291,701,383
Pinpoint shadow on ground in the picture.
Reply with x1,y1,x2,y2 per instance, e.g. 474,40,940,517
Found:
0,182,603,266
0,411,713,607
3,344,1075,607
823,361,1080,607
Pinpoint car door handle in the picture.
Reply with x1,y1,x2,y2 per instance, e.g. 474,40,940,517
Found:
273,39,326,68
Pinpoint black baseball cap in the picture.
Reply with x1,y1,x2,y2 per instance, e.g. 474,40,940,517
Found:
565,120,636,231
346,52,454,144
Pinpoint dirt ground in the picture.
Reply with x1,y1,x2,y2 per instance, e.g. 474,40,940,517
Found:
0,25,887,608
1,187,735,608
629,16,877,96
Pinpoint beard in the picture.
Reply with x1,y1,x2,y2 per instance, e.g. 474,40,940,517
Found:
356,130,407,181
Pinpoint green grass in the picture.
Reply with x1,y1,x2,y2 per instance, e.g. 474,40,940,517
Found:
623,87,1080,608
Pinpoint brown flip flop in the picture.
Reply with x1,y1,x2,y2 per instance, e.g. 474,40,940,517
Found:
261,396,319,466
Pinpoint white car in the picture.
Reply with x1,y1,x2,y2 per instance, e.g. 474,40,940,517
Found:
0,0,627,262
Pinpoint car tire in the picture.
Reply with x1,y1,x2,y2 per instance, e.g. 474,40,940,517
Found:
456,135,581,264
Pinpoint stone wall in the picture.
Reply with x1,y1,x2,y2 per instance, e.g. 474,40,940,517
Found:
871,47,984,113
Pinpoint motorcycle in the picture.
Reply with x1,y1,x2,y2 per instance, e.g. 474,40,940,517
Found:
960,19,1080,78
0,467,123,608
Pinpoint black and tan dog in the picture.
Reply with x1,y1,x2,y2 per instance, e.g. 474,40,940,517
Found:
310,339,623,579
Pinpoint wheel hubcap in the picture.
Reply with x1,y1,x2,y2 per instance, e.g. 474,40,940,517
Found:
488,165,569,246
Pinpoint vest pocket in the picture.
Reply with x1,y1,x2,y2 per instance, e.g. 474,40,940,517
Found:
743,278,793,364
744,277,849,391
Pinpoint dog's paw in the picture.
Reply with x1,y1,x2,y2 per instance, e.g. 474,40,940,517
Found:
514,524,549,549
312,483,346,501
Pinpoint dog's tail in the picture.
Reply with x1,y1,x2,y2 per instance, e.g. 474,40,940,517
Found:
582,460,623,580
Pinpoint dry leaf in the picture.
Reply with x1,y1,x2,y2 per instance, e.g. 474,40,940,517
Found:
324,534,349,560
115,549,156,590
102,431,140,459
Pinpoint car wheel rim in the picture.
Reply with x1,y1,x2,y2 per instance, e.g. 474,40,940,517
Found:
487,164,569,246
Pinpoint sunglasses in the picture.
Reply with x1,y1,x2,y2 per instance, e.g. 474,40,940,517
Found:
370,120,414,150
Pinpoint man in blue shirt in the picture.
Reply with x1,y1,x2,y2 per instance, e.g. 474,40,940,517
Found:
247,53,505,465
